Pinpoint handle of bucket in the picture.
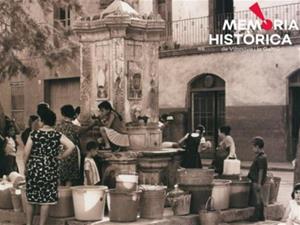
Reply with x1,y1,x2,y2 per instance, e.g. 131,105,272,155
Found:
205,196,215,211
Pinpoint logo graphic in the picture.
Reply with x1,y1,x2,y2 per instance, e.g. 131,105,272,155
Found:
249,2,273,30
209,2,299,46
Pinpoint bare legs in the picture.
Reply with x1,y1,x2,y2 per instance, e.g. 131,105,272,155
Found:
39,205,50,225
26,204,50,225
99,127,110,149
26,203,35,225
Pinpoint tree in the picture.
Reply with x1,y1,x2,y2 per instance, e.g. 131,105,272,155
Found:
0,0,81,134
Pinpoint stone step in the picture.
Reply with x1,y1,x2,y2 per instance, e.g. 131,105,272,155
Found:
0,203,284,225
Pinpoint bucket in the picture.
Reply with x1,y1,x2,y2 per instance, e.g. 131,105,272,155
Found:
108,189,141,222
0,182,13,209
116,174,138,192
230,178,251,208
71,186,108,221
10,188,22,212
177,168,214,185
49,186,74,218
269,177,281,204
199,197,221,225
179,184,213,213
139,185,166,219
170,194,191,216
212,179,231,210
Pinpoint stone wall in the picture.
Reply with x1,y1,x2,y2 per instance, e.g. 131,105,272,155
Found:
158,46,300,162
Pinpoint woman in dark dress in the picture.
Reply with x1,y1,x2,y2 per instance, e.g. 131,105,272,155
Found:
179,125,206,168
23,108,74,225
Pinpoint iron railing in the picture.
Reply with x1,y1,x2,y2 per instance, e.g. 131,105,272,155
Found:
162,2,300,48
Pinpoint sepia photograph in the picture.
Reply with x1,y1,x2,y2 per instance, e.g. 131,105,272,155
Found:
0,0,299,224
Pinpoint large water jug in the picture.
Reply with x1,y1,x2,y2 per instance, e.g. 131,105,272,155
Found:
223,158,241,175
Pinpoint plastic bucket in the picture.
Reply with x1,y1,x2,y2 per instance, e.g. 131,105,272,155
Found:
10,188,22,212
177,168,214,186
0,182,13,209
116,174,138,192
108,189,141,222
139,185,166,219
179,184,213,213
269,177,281,204
71,186,108,221
49,186,74,218
230,179,251,208
212,179,232,210
170,194,191,216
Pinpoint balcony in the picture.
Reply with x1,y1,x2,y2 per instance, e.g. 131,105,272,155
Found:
160,3,300,51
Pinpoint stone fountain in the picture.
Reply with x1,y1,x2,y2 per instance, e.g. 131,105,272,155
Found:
73,0,182,186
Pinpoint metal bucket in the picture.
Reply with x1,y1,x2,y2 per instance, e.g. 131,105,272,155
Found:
179,184,213,213
177,168,214,186
230,179,251,208
269,177,281,204
108,189,141,222
139,185,166,219
169,194,191,216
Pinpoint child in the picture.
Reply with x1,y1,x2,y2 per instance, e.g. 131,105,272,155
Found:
84,141,100,185
279,183,300,225
247,136,268,222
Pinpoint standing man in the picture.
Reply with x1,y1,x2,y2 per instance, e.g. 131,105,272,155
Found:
247,136,268,222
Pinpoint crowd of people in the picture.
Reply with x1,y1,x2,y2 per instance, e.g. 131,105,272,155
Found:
0,101,299,224
0,101,130,225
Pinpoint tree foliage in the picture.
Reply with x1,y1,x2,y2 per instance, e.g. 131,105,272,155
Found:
0,0,81,81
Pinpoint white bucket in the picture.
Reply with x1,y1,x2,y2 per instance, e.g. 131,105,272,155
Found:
71,186,108,221
116,174,138,192
212,179,232,210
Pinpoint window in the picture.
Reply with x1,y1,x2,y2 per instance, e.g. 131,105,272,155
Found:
54,6,71,29
10,81,24,129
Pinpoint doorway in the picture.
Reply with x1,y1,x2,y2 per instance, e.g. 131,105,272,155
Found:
190,74,225,150
289,69,300,160
44,77,80,121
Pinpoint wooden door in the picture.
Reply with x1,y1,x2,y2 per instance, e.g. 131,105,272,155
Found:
45,78,80,121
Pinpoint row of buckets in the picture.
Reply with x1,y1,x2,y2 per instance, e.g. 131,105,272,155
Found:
176,169,282,213
0,173,168,222
0,170,281,222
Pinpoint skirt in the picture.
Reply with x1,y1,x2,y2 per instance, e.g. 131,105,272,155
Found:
103,127,130,147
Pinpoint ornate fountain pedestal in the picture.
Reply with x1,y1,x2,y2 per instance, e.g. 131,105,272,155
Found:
127,124,162,151
138,149,180,185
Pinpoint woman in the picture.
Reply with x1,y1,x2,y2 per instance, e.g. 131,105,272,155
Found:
212,125,236,175
56,104,98,186
23,108,74,225
279,183,300,225
97,101,129,151
56,105,81,186
178,125,206,168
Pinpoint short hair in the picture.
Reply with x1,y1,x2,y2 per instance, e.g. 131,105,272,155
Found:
28,115,39,127
291,183,300,199
219,126,231,135
196,124,205,134
37,102,50,117
75,106,81,115
60,105,75,119
86,141,98,151
40,109,56,127
252,136,264,148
